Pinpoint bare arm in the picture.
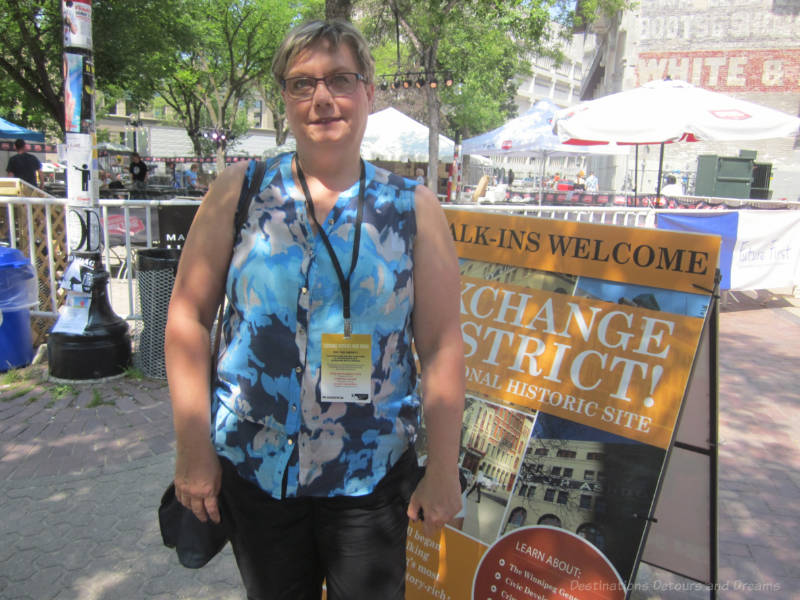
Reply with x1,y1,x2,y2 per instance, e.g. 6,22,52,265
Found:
407,185,465,537
164,161,247,523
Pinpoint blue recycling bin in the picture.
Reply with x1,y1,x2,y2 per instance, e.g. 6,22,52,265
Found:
0,247,38,371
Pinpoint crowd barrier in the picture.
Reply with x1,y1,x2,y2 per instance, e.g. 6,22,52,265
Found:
1,195,798,337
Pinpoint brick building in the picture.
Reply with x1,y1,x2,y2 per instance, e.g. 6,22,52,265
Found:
581,0,800,200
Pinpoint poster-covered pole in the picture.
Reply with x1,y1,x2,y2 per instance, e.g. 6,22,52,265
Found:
48,0,131,380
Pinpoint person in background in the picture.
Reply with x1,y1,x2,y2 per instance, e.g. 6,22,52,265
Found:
415,167,425,185
164,19,465,600
574,170,586,190
585,171,599,192
128,152,148,194
184,163,199,189
660,174,683,196
507,168,515,187
550,172,561,189
6,139,42,189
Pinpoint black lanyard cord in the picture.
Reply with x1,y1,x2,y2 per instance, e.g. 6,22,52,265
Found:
295,153,365,337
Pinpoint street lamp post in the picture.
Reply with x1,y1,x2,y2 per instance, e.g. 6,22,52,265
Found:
126,114,142,153
49,0,131,380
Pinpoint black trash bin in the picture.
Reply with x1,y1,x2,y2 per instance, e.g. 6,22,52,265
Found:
135,248,181,378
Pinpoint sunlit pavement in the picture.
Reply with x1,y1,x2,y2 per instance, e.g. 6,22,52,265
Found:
0,289,798,599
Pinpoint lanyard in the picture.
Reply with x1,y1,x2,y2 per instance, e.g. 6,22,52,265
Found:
295,154,365,338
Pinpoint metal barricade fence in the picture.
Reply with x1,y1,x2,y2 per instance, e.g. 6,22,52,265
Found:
3,194,798,347
0,195,201,349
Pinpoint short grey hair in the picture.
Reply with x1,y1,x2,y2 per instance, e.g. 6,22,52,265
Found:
271,20,375,86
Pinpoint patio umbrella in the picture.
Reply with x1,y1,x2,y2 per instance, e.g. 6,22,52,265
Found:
462,99,624,204
0,116,44,142
554,79,800,198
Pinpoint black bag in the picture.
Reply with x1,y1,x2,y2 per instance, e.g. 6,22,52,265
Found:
158,159,269,568
158,483,228,568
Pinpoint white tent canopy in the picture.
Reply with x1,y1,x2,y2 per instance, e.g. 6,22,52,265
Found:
463,99,623,159
360,107,457,163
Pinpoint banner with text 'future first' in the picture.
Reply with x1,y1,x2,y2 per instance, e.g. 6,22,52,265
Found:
406,210,720,600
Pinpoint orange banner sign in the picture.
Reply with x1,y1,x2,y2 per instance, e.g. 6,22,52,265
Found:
446,210,720,294
461,278,703,448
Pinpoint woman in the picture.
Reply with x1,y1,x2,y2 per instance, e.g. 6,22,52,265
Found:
165,20,465,600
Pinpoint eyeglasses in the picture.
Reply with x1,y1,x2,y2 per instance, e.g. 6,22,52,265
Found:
281,72,366,100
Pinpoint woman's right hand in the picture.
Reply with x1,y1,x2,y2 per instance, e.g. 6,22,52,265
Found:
174,440,222,524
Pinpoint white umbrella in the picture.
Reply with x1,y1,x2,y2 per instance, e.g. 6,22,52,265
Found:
463,99,624,204
554,79,800,197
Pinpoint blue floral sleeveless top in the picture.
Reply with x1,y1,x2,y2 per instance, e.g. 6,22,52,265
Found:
212,152,419,498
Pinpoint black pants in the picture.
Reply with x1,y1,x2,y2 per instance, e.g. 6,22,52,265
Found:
219,450,417,600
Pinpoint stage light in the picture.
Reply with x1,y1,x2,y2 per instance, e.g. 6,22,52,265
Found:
416,75,425,88
429,77,438,89
403,78,412,89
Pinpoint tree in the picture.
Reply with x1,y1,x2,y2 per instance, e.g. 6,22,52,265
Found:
257,0,323,149
325,0,353,20
363,0,629,191
257,77,290,147
0,0,190,135
157,0,298,172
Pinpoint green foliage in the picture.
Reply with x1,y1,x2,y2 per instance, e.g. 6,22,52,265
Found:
0,0,191,133
123,366,145,381
87,389,115,408
0,1,65,132
1,369,24,386
51,384,77,400
159,0,307,166
6,386,34,401
362,0,630,146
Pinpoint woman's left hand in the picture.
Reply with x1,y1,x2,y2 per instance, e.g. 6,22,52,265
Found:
408,464,462,537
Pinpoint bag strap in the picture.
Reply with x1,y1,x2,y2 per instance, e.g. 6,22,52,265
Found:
233,159,268,243
210,158,271,377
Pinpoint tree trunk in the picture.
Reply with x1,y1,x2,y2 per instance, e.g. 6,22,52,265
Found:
272,110,288,145
325,0,353,21
425,85,440,195
216,145,226,176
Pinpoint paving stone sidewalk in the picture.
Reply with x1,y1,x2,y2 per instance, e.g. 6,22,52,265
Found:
0,288,798,599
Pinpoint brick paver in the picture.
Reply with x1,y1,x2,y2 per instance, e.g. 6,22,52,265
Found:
0,290,798,599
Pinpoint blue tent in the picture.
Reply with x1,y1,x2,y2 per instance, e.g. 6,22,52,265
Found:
0,116,44,143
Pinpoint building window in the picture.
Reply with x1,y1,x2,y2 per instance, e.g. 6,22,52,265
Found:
551,466,561,476
527,486,535,498
544,488,556,502
579,494,592,509
577,523,606,551
534,448,548,456
538,514,561,527
586,452,605,461
507,507,528,531
556,450,576,458
584,470,595,481
563,468,573,479
556,491,569,505
107,101,117,115
253,112,262,127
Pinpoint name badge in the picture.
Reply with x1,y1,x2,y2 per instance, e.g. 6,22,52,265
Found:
321,333,372,403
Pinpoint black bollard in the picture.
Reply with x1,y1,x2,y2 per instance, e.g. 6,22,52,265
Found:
48,251,131,380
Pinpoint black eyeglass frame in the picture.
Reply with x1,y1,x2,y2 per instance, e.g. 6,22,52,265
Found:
281,72,367,100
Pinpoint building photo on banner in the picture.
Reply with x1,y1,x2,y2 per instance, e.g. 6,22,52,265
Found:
408,210,722,600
